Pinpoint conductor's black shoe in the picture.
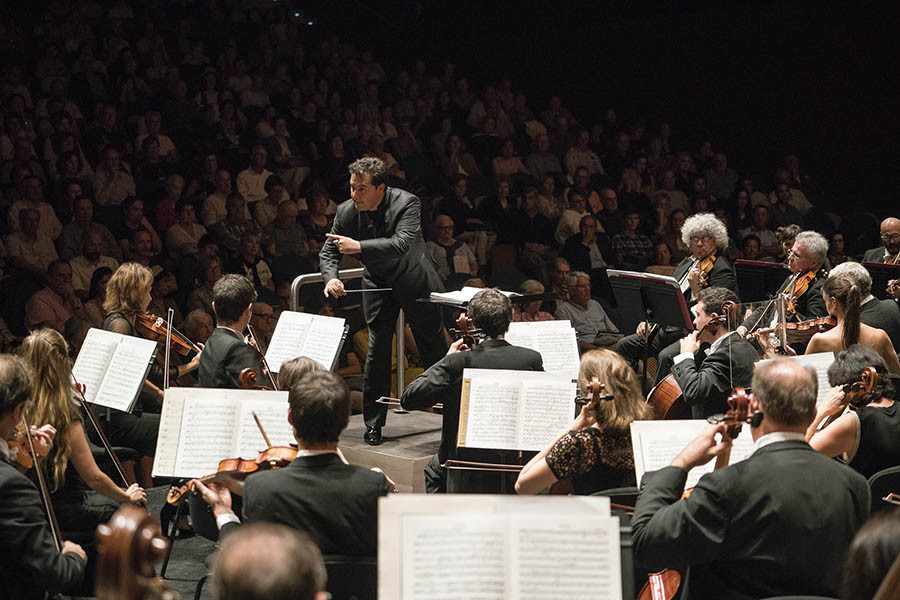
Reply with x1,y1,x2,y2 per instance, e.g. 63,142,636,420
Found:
364,426,383,446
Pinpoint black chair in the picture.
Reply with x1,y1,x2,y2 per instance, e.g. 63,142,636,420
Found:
322,555,377,600
868,465,900,514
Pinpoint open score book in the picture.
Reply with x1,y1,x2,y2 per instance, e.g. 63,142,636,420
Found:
264,310,346,372
71,328,158,412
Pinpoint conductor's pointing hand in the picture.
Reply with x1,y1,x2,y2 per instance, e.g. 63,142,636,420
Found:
326,233,361,255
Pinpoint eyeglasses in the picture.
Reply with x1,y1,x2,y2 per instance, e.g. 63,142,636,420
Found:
689,235,713,243
788,249,806,259
880,233,900,241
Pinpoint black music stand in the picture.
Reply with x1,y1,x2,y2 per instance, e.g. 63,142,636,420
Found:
608,270,694,391
862,262,900,300
734,259,791,303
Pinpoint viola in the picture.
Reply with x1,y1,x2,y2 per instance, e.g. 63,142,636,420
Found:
136,313,201,357
821,366,878,430
8,426,50,473
449,312,484,348
552,378,612,495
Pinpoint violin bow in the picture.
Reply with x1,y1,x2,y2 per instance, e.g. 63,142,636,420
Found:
72,376,134,490
252,411,273,447
163,308,174,390
22,417,63,551
247,324,279,391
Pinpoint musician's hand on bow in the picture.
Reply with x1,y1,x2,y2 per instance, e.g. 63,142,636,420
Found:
571,403,596,431
446,337,468,355
29,424,56,454
191,479,234,517
62,540,87,562
324,278,346,298
186,343,203,370
325,233,361,255
687,267,704,290
636,321,651,341
123,483,147,504
671,423,731,471
679,330,701,355
71,381,86,398
888,279,900,300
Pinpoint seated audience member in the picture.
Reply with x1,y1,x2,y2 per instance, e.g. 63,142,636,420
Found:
425,214,477,279
828,231,851,266
611,209,653,272
564,167,603,214
92,146,136,213
5,207,60,278
807,344,900,478
647,241,675,275
632,358,870,599
147,270,183,326
211,524,327,600
842,509,900,600
656,168,690,215
249,302,275,349
186,256,222,317
0,354,87,598
83,266,113,328
128,229,161,269
555,190,590,245
564,129,605,178
57,195,123,262
536,173,565,223
554,271,619,352
670,287,758,418
25,260,87,332
524,133,563,181
192,370,392,556
227,232,274,292
511,186,556,282
662,209,689,264
737,204,778,257
183,309,214,345
252,175,288,230
863,216,900,264
153,174,185,234
830,261,900,351
737,233,762,261
165,200,207,260
561,214,612,275
540,257,570,314
263,199,309,258
70,229,119,299
478,177,518,244
401,289,543,493
201,169,248,227
768,168,813,214
491,139,529,177
516,349,655,494
704,152,738,200
212,192,261,256
114,196,163,259
805,272,900,372
771,223,802,264
437,176,490,268
7,175,62,241
237,144,287,208
513,279,554,322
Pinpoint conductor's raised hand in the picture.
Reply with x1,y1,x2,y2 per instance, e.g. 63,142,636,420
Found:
324,278,346,298
670,423,731,471
325,233,361,255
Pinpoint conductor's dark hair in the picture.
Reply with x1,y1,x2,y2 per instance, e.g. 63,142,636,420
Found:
348,156,387,188
827,344,895,403
695,287,739,330
212,523,326,600
0,354,32,416
842,509,900,600
468,288,513,338
288,370,350,444
212,274,257,323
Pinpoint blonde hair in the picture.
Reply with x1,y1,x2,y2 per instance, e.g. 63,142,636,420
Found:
578,350,654,430
103,262,153,316
19,329,76,490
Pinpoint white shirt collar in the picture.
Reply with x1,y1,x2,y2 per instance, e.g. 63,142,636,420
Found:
862,294,876,306
752,431,806,455
708,330,737,355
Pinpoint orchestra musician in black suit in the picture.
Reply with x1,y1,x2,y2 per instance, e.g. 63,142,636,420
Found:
320,157,448,446
0,354,87,600
198,274,271,389
632,358,870,600
617,212,737,385
670,287,759,419
400,289,544,493
862,217,900,264
191,370,392,557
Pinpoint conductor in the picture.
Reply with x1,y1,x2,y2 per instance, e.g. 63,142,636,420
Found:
321,157,448,445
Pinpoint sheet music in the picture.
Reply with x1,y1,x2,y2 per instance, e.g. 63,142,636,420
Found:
429,286,518,306
72,328,157,411
265,311,346,372
757,352,835,406
505,321,580,381
460,369,576,451
152,388,291,478
631,420,756,489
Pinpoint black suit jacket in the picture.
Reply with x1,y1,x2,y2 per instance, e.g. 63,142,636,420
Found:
401,339,543,466
0,460,85,600
863,246,888,263
742,268,828,330
632,440,869,600
670,333,758,419
223,453,391,557
198,327,268,389
862,296,900,351
673,254,737,305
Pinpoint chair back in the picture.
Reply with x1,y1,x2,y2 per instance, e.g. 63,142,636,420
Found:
868,465,900,514
322,555,377,600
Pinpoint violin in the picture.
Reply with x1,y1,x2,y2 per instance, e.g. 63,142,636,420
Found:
449,312,485,348
95,505,178,600
238,367,273,390
887,279,900,298
8,426,50,473
753,315,836,346
821,367,879,430
135,313,201,357
696,253,716,288
551,378,612,495
784,270,817,316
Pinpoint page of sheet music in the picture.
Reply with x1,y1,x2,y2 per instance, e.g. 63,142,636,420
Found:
172,396,241,478
506,321,579,381
265,311,345,372
430,286,517,305
510,515,621,600
631,420,756,489
518,380,577,451
234,392,293,455
152,393,186,477
71,328,124,404
402,515,507,600
461,374,521,450
757,352,835,406
93,335,157,411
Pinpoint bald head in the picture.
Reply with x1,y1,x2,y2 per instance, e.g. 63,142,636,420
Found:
751,359,817,428
880,217,900,254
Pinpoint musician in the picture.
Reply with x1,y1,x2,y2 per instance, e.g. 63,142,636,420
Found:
0,354,87,599
807,345,900,478
842,509,900,600
862,217,900,264
211,524,327,600
737,230,829,338
198,274,272,389
515,350,654,495
616,212,737,383
830,261,900,352
400,288,543,493
632,358,870,599
191,371,392,557
320,157,448,446
671,287,759,418
806,272,900,372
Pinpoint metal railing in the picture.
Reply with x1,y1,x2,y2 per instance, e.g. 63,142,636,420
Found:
290,268,407,397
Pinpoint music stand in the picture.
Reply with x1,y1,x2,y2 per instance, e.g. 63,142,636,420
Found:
734,259,791,303
863,262,900,300
608,270,694,391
